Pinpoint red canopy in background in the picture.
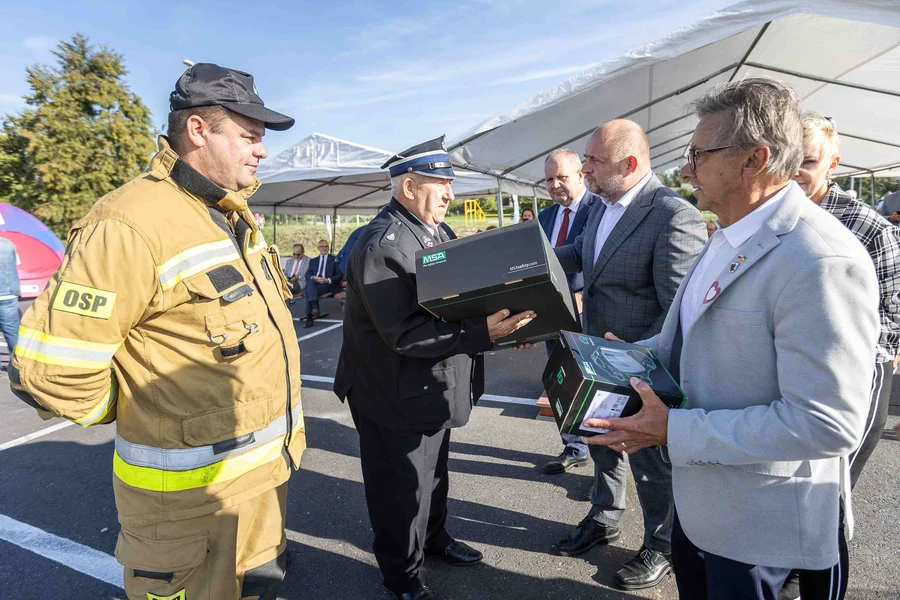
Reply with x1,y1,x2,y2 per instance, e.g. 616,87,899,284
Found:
0,204,65,299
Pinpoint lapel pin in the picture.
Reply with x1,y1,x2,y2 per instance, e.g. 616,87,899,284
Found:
728,255,747,274
703,280,721,304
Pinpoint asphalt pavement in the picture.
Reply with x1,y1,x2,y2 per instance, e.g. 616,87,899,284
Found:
1,296,898,599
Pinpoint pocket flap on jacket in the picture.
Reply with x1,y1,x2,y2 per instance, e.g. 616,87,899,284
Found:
182,267,247,301
398,365,456,400
733,460,811,478
181,397,271,447
115,529,208,572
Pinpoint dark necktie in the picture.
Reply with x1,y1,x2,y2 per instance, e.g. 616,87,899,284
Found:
555,208,572,248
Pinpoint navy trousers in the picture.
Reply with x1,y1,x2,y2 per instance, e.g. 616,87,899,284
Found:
305,280,339,316
672,511,791,600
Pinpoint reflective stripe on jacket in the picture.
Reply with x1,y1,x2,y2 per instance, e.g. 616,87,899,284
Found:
11,137,304,526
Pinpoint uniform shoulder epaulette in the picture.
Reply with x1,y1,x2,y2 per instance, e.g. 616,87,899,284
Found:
378,220,404,246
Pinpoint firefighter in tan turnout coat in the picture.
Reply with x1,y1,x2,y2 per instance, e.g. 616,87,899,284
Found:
10,63,304,600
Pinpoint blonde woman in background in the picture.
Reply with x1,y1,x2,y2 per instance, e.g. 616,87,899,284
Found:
778,112,900,600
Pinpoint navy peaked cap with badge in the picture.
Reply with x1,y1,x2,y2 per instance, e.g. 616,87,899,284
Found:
381,135,456,180
169,63,295,131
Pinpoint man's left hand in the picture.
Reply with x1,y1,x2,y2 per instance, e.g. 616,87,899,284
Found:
583,377,670,454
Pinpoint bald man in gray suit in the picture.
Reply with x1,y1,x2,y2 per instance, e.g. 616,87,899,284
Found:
552,119,706,591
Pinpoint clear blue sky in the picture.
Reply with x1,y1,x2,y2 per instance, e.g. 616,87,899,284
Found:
0,0,733,158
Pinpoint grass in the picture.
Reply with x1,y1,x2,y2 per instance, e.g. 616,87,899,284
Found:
261,213,510,255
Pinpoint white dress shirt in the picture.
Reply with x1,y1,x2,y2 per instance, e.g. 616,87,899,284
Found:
409,213,436,236
549,191,584,247
289,256,304,278
593,170,653,265
680,183,793,339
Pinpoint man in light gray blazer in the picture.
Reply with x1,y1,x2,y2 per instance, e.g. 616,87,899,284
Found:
553,119,706,590
584,79,879,600
284,242,310,297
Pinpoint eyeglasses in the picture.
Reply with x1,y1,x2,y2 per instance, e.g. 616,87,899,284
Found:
682,144,738,171
293,253,303,256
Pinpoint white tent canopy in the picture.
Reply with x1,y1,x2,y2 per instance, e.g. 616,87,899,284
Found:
252,133,549,216
448,0,900,186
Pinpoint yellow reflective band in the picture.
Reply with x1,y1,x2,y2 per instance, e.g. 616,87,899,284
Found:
113,435,286,492
15,327,119,369
247,235,268,254
157,239,240,291
147,590,185,600
52,281,116,320
287,410,305,446
74,373,118,427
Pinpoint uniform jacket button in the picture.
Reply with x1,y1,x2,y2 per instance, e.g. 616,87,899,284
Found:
423,385,429,391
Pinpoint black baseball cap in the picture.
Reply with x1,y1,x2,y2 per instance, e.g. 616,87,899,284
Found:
169,63,295,131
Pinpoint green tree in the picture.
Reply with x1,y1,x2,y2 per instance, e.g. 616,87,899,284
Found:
0,33,155,236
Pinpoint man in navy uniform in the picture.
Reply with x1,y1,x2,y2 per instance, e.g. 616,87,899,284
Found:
537,148,598,474
334,136,534,600
303,238,342,327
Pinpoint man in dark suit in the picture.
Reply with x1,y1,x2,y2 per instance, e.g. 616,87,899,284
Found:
333,136,534,600
553,119,706,591
537,148,598,474
303,238,342,327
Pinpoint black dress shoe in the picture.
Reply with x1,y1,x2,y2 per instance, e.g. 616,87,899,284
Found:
310,301,320,318
303,316,314,328
425,539,483,566
554,517,620,557
615,546,672,590
393,585,444,600
542,448,589,474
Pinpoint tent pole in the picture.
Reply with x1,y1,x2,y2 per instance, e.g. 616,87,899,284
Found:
273,206,278,245
331,207,338,251
871,173,876,209
496,178,504,227
532,187,538,215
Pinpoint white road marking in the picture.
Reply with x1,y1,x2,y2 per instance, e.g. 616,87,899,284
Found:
302,374,337,384
0,421,75,452
298,323,343,342
480,394,539,406
293,318,342,324
0,513,124,589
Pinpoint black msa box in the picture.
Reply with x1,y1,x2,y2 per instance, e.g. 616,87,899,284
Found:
415,220,581,349
542,331,687,437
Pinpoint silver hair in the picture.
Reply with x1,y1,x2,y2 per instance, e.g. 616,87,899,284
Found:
544,148,582,167
390,172,421,197
688,78,803,181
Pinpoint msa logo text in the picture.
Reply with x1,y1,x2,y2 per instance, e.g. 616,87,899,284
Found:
421,251,447,266
52,281,117,320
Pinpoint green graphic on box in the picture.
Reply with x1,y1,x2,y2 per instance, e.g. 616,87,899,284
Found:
421,251,447,266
